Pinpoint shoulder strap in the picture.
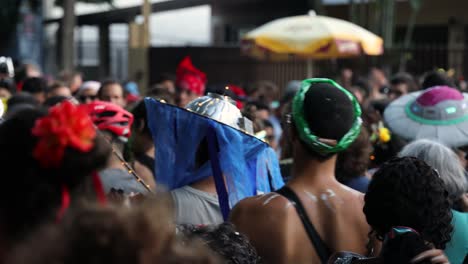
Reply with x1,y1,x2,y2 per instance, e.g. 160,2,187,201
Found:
276,186,332,264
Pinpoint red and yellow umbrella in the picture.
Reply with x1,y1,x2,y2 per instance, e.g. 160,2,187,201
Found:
242,11,383,61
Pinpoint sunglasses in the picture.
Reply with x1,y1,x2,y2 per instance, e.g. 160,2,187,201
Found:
79,95,97,102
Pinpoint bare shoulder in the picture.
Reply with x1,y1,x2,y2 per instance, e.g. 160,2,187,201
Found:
229,193,297,263
338,184,366,205
230,192,293,223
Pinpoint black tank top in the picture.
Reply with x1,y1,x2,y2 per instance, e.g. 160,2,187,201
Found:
276,186,332,263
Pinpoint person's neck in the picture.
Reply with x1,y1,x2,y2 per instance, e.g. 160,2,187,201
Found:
288,153,338,189
189,176,217,194
106,154,126,170
144,145,155,159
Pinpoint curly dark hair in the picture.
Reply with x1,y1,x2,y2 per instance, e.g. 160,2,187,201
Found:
363,157,453,250
336,129,371,183
8,199,220,264
178,223,262,264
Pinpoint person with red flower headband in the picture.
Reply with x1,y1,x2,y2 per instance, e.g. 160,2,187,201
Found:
176,56,207,107
0,101,110,260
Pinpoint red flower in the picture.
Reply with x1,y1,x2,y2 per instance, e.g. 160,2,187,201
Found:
32,101,96,168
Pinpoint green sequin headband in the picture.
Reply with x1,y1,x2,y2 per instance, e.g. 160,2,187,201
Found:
292,78,362,154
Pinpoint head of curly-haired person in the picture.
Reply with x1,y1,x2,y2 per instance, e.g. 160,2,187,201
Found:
335,129,371,191
7,199,220,264
399,139,468,211
0,106,110,247
178,223,261,264
364,157,453,251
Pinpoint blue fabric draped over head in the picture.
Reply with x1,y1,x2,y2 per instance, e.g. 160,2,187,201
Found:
144,97,284,219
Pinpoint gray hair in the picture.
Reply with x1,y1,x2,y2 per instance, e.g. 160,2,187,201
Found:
399,139,468,202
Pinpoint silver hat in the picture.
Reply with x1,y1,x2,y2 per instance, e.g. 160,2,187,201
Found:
185,93,253,134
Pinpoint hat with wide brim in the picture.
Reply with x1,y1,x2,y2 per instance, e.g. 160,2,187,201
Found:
144,96,284,220
384,86,468,148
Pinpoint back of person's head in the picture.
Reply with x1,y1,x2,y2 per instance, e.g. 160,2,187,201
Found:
7,93,39,109
5,93,40,119
0,103,110,244
292,79,360,160
148,85,176,104
43,96,69,108
399,139,468,209
8,200,220,264
154,73,175,84
131,100,150,137
421,70,455,89
336,129,371,183
390,72,418,92
48,81,66,92
97,79,122,98
22,77,47,95
364,157,452,250
178,223,261,264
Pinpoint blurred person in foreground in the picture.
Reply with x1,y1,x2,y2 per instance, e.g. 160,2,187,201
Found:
329,157,453,264
8,199,220,264
178,223,261,264
85,101,151,194
0,102,111,261
399,140,468,263
97,80,127,108
176,57,206,107
230,78,372,263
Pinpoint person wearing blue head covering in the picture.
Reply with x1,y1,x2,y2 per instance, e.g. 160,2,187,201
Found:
144,93,284,225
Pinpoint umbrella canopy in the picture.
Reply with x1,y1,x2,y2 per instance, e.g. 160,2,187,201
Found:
384,86,468,148
242,11,383,60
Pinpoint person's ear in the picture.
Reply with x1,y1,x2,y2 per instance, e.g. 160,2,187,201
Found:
289,121,298,143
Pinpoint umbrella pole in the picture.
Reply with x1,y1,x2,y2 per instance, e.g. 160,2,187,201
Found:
306,59,314,78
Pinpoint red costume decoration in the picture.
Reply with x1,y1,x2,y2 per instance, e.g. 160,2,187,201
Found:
176,56,207,96
32,101,96,168
226,84,246,109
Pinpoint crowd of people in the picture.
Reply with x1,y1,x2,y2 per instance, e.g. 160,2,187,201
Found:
0,56,466,264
